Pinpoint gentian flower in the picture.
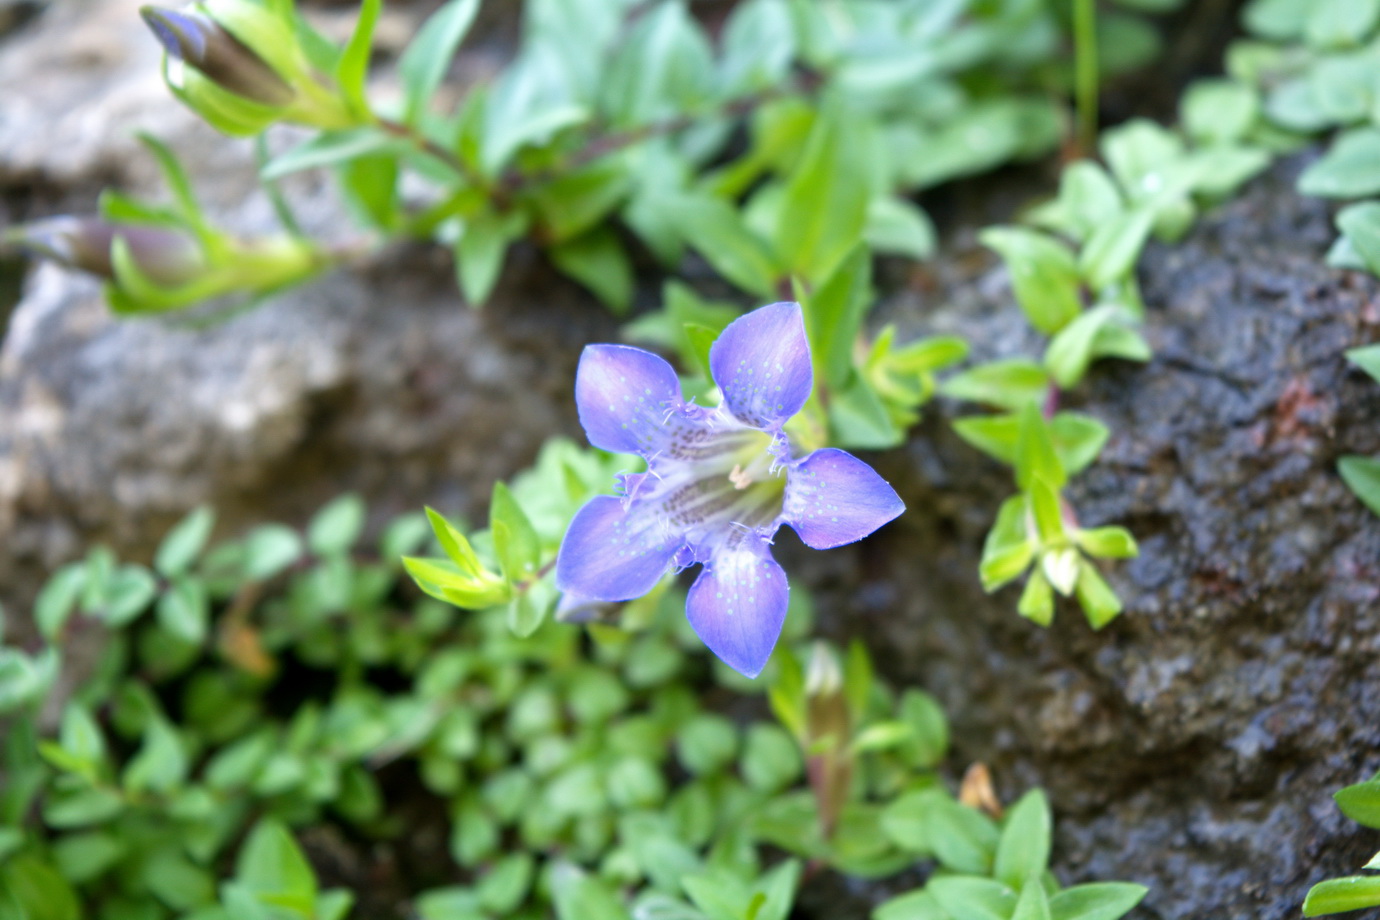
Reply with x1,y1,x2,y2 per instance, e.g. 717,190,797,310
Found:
555,301,904,677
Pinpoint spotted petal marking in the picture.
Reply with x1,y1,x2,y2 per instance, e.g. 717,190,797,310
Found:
556,495,679,602
686,540,789,678
575,344,684,454
709,301,813,429
784,448,904,549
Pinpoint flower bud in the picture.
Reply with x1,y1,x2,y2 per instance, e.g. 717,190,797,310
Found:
141,1,356,135
141,6,294,106
10,217,204,286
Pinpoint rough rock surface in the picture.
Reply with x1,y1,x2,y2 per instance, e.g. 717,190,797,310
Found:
5,1,1380,919
0,0,614,619
795,155,1380,919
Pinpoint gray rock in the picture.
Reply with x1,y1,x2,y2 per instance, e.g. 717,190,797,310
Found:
0,0,613,624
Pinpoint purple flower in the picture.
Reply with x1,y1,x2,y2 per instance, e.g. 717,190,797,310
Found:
555,301,904,677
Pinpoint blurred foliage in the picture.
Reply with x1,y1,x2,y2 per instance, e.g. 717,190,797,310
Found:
0,485,1146,919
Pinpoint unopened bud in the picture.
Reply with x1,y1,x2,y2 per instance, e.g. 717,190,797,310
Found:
141,5,294,107
804,641,842,698
11,217,204,286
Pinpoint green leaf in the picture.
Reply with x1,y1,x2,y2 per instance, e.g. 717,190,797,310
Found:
994,790,1052,888
551,863,632,920
424,507,481,574
1243,0,1309,39
720,0,796,95
309,493,366,556
1015,404,1067,491
0,855,81,920
1348,344,1380,384
980,496,1035,591
261,129,404,181
530,157,633,244
1304,876,1380,917
397,0,480,126
102,566,158,628
599,0,713,128
805,244,871,390
865,195,936,261
144,846,216,910
1018,569,1054,625
1012,880,1052,920
660,193,780,297
478,853,534,915
873,889,947,920
404,556,507,608
926,875,1017,920
137,133,203,227
1336,204,1380,276
1044,305,1146,389
42,786,124,829
506,580,554,638
1075,562,1123,628
415,886,485,920
677,715,738,776
979,228,1082,335
454,208,524,306
335,0,381,119
1030,161,1125,245
490,482,541,584
340,153,399,230
754,859,801,920
244,524,302,580
1181,79,1259,145
236,819,318,910
1335,779,1380,827
899,689,949,768
882,789,1000,871
683,323,719,378
742,723,803,792
1078,526,1139,560
943,361,1051,410
1339,455,1380,517
829,377,904,449
1309,54,1376,125
1305,0,1380,48
899,98,1061,191
1048,883,1147,920
1027,478,1063,544
954,411,1108,475
480,56,590,175
1079,209,1155,292
35,563,86,641
52,831,125,885
774,94,873,283
157,577,209,644
124,714,188,794
549,227,635,314
682,869,752,920
1299,129,1380,198
156,506,215,577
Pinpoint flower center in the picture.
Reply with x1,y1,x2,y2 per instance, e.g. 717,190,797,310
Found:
647,419,787,556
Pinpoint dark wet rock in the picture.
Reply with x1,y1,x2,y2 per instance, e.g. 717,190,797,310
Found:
810,154,1380,920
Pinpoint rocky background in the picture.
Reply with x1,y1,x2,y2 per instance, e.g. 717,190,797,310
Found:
2,1,1379,918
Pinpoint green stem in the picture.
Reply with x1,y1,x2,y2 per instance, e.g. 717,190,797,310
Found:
1073,0,1099,156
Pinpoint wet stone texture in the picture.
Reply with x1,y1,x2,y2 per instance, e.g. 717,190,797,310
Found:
795,154,1380,919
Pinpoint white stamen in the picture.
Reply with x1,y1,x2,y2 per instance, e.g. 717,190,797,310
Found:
729,464,753,490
